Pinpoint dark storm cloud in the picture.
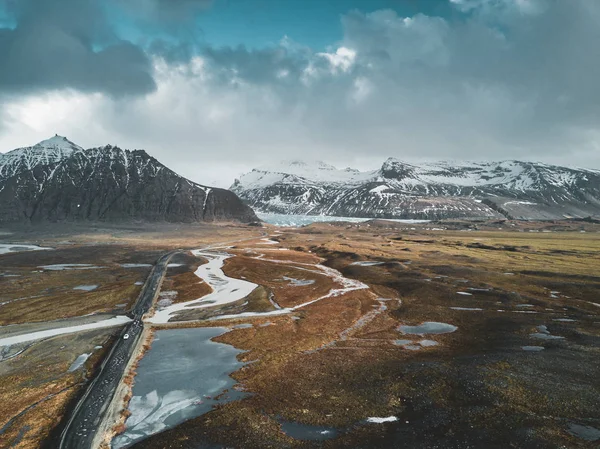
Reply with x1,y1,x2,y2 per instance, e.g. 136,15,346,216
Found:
3,0,600,187
0,0,156,96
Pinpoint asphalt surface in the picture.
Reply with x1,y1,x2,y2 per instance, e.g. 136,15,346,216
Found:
58,251,180,449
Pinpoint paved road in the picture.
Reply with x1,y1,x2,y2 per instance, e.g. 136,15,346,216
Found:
58,251,180,449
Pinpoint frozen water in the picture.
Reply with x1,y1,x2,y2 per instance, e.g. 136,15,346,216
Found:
367,416,398,424
522,346,545,352
0,316,131,346
68,353,91,372
450,307,483,311
148,251,258,324
568,423,600,441
530,333,564,340
73,285,98,291
0,243,53,255
351,261,384,267
282,276,315,286
113,327,247,448
121,264,152,268
398,322,457,335
39,264,102,271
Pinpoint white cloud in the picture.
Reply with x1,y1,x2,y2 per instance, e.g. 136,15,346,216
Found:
317,47,357,73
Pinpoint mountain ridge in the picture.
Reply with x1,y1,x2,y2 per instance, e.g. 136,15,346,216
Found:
232,158,600,220
0,136,258,223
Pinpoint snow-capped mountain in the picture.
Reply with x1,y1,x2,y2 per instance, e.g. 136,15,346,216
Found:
231,158,600,220
0,136,257,223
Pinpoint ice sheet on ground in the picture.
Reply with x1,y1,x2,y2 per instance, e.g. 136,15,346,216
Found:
398,322,458,335
350,261,384,266
73,285,98,291
153,249,370,323
39,264,102,271
282,276,315,286
367,416,398,423
530,325,564,340
0,243,53,255
0,315,131,346
257,238,279,245
112,327,247,449
121,264,152,268
68,353,91,372
148,251,259,323
568,423,600,441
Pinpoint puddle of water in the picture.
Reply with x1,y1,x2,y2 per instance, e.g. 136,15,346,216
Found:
121,264,152,268
398,322,457,335
68,353,91,372
553,318,576,322
568,423,600,441
456,292,473,296
522,346,544,352
450,307,482,311
278,420,338,441
73,285,98,292
113,327,247,449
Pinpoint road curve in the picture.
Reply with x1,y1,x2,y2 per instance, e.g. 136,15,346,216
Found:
57,250,180,449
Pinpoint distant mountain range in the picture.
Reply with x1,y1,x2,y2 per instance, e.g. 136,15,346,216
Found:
232,159,600,220
0,136,257,223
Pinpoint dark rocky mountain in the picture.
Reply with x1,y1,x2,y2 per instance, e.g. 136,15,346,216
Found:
0,136,257,223
231,158,600,220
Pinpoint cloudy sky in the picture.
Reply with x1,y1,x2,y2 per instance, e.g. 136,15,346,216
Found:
0,0,599,187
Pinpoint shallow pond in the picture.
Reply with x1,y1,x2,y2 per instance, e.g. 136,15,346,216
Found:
112,327,246,449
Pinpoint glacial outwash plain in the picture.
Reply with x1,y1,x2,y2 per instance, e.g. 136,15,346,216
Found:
0,218,599,449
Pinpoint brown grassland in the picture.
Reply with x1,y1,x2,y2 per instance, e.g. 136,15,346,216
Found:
1,220,599,448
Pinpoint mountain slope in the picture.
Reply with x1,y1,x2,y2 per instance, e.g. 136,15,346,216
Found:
0,136,257,223
232,159,600,220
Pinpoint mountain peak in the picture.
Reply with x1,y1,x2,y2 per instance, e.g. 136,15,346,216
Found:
35,135,83,152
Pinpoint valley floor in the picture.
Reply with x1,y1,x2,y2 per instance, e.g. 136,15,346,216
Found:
0,220,599,448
